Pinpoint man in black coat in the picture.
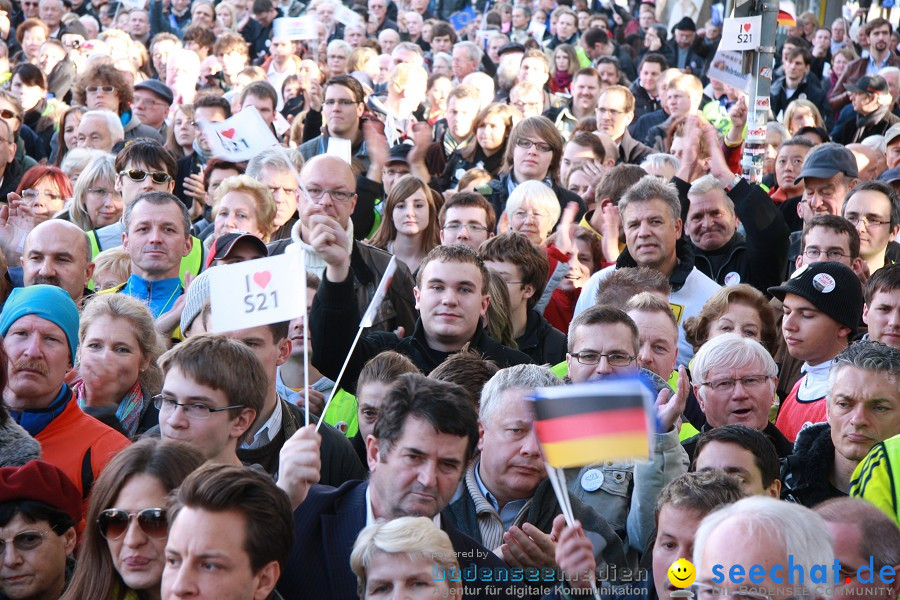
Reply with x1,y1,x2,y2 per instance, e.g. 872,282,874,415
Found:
675,120,789,295
770,46,832,129
277,374,529,600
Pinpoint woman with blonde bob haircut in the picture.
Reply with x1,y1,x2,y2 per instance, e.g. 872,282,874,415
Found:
370,175,441,273
212,174,278,243
683,284,778,355
351,517,462,599
500,179,562,245
69,154,123,231
782,99,825,136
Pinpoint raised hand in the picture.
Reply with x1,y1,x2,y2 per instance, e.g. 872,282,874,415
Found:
554,517,596,589
499,522,558,570
555,201,580,256
276,424,322,510
655,365,689,433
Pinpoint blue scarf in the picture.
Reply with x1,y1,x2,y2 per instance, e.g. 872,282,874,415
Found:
9,386,70,437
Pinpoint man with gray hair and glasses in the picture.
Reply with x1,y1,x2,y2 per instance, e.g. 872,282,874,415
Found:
681,333,791,460
446,364,626,572
781,341,900,507
693,496,834,600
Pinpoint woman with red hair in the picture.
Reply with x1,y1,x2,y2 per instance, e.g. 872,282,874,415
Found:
13,165,73,227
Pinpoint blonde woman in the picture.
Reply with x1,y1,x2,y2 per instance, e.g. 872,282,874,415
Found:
782,99,825,135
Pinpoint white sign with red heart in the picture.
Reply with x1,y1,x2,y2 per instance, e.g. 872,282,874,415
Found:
720,16,762,52
208,251,308,333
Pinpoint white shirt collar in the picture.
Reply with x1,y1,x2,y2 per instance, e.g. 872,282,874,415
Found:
242,397,283,449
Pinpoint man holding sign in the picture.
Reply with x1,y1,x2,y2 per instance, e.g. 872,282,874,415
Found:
272,154,417,335
310,227,532,392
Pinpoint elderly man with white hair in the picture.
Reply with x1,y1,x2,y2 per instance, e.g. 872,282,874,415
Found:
681,333,793,460
76,109,124,152
693,496,834,600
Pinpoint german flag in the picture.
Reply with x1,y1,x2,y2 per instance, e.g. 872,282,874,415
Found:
532,378,652,468
777,10,796,27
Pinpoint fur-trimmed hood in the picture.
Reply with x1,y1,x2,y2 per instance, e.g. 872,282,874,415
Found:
0,415,42,467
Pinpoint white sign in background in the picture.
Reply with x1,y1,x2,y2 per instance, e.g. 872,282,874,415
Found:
720,16,762,52
209,252,308,333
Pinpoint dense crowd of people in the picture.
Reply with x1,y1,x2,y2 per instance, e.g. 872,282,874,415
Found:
0,0,899,598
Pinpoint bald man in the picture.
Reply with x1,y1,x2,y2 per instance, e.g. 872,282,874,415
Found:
270,155,417,335
21,220,95,305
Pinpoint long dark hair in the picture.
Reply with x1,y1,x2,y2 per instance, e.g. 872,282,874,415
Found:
61,439,205,600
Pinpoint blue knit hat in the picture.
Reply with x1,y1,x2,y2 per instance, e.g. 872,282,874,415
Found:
0,285,80,362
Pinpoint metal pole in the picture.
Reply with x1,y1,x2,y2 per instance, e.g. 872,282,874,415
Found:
732,0,779,183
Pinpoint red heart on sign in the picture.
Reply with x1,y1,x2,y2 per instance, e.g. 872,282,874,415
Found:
253,271,272,289
743,23,751,31
222,128,236,139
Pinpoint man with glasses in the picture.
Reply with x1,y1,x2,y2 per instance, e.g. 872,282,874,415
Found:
438,191,495,250
89,140,205,289
564,304,689,554
132,80,173,139
509,81,545,120
782,342,900,509
298,75,371,176
841,182,900,275
769,261,864,443
0,118,23,201
274,154,417,335
157,334,266,466
479,232,566,364
0,285,130,509
786,144,859,271
681,334,792,461
596,85,653,165
0,460,81,600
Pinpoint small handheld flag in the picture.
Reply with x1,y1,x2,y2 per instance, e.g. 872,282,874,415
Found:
532,376,655,468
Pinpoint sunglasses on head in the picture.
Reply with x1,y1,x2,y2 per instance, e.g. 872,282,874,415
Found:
119,169,172,184
97,508,168,540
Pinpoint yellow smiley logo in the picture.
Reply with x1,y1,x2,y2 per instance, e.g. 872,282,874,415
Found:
667,558,696,588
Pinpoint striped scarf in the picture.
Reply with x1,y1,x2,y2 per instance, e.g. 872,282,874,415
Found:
73,379,146,439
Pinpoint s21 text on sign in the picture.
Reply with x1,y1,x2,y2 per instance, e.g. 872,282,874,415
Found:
720,16,762,51
208,251,308,333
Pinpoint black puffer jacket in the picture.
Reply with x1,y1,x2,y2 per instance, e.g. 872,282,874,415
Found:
780,422,846,508
675,177,789,295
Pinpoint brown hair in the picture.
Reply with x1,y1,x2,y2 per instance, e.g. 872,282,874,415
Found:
72,63,134,115
596,266,672,306
478,231,549,311
682,284,777,354
502,116,565,183
428,343,499,410
438,191,496,233
416,238,491,294
60,439,205,600
484,270,517,348
370,175,440,253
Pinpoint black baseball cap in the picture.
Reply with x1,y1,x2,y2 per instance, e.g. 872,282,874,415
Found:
213,232,268,261
386,143,411,165
879,167,900,184
768,262,863,334
845,75,890,95
794,143,859,183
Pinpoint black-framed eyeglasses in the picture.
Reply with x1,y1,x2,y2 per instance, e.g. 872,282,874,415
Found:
0,530,52,553
153,394,244,420
803,248,848,260
119,169,172,184
305,187,356,203
97,508,168,540
515,138,553,152
569,351,635,366
86,85,116,94
699,375,770,393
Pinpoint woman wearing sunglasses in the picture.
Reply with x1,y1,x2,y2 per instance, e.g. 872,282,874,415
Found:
61,438,204,600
